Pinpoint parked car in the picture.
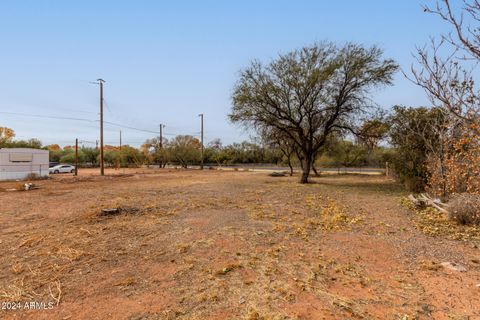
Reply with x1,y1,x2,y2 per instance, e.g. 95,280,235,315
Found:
49,164,75,174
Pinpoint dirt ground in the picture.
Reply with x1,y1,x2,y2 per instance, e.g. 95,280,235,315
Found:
1,168,479,320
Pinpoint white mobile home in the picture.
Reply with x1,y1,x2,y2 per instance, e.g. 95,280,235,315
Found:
0,148,49,180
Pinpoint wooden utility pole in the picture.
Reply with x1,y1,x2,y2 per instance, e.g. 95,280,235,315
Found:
98,79,105,176
74,138,78,176
119,130,122,151
199,114,204,170
159,124,163,149
158,124,164,169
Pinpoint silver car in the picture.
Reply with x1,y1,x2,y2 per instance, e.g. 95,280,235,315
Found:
49,164,76,174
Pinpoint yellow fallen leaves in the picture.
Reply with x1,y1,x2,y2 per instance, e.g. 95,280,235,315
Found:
249,193,363,241
402,197,480,242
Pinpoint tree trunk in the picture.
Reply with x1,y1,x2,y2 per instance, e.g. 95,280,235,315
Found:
312,164,320,176
287,158,293,176
300,156,312,183
297,151,304,171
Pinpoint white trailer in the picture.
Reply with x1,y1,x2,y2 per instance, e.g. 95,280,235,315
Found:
0,148,49,181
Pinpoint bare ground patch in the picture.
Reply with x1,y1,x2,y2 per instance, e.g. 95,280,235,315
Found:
0,169,479,319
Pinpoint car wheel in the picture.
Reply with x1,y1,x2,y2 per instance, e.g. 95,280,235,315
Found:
71,169,75,173
54,170,59,174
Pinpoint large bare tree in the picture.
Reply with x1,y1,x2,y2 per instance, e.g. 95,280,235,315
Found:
425,0,480,60
229,42,398,183
412,0,480,123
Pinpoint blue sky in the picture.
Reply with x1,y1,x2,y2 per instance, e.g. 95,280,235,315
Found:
0,0,450,147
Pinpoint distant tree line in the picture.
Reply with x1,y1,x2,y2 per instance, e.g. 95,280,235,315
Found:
0,127,42,149
0,125,394,170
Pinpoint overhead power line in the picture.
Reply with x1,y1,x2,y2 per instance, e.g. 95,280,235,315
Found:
0,111,95,123
101,120,183,136
1,110,202,140
0,111,164,135
4,103,98,115
102,120,158,134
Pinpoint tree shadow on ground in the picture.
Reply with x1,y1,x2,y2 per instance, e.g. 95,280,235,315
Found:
309,175,406,196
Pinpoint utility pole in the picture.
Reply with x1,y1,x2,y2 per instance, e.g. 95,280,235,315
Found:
159,124,163,149
98,78,105,176
75,138,78,176
158,124,164,169
119,130,122,151
118,130,122,170
199,114,204,170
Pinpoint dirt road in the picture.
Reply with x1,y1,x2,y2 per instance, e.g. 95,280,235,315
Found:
1,169,479,319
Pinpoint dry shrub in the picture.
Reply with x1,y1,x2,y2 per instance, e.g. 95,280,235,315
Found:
24,173,46,181
428,124,480,197
448,193,480,225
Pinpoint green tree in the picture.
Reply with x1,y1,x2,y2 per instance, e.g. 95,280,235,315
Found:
82,147,100,166
4,138,43,149
60,151,85,164
168,135,201,168
388,106,447,192
120,146,145,167
357,119,389,151
230,42,398,183
329,140,367,167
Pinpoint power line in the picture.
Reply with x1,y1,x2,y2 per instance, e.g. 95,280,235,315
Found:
1,111,161,135
1,111,203,140
30,105,97,115
102,120,158,134
101,120,183,136
103,99,112,113
0,111,95,123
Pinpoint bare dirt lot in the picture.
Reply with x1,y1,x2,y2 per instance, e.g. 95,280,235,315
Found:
1,168,479,320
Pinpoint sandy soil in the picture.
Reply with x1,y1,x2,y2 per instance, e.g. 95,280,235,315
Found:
0,168,479,320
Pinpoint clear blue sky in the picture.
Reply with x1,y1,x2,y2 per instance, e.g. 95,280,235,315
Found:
0,0,450,147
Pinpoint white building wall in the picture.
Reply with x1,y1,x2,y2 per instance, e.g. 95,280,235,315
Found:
0,148,49,180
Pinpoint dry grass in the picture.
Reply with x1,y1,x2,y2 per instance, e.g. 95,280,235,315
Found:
401,197,480,242
1,169,479,319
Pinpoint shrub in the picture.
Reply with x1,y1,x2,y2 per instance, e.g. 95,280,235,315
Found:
427,124,480,198
388,106,447,193
24,173,45,181
448,193,480,225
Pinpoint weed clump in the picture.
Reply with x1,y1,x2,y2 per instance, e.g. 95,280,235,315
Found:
448,193,480,225
24,173,46,180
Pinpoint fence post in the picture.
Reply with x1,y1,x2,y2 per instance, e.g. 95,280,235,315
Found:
385,161,389,178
